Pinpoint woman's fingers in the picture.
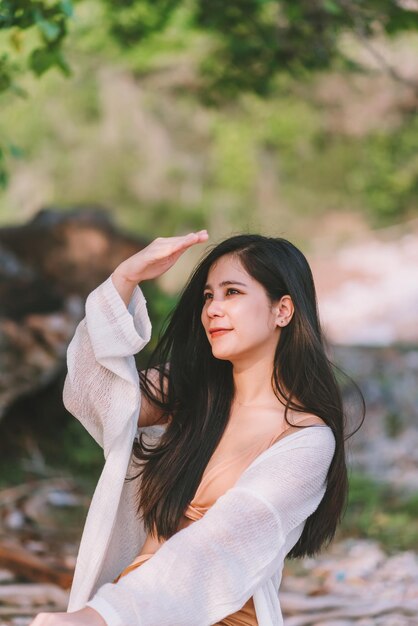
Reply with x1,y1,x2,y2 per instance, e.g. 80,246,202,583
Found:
113,229,209,287
172,230,208,245
172,231,208,251
152,230,208,258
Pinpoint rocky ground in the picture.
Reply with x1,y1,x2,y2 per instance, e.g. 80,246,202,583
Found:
334,344,418,494
281,539,418,625
0,478,417,626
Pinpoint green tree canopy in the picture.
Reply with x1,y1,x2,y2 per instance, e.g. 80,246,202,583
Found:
2,0,418,96
1,0,418,184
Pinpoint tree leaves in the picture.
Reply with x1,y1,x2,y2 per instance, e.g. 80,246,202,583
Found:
35,15,62,43
1,0,418,187
1,0,418,100
101,0,182,44
29,47,71,77
60,0,74,18
0,143,25,189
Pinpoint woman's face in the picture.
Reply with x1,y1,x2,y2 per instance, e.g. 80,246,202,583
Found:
201,254,290,365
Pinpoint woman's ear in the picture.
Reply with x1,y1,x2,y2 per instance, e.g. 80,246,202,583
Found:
275,295,294,327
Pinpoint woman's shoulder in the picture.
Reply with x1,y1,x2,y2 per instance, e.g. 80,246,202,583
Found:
264,412,335,460
288,412,328,428
272,411,329,442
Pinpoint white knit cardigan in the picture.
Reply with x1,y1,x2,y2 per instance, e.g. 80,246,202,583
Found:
63,275,336,626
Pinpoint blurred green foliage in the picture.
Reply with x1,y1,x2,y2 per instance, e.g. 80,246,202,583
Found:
339,472,418,552
348,119,418,220
0,0,72,87
2,0,418,103
0,0,418,228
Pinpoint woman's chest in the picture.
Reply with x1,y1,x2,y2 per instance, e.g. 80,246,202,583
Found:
202,407,286,477
189,410,287,508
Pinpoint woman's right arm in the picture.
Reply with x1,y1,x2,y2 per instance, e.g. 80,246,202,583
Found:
62,274,153,457
63,230,208,455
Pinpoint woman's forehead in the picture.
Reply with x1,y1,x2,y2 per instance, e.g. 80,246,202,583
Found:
206,254,248,281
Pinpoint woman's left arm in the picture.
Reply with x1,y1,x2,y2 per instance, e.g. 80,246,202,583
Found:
29,607,105,626
31,429,335,626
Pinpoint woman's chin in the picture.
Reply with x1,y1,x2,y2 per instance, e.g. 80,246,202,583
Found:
211,346,233,361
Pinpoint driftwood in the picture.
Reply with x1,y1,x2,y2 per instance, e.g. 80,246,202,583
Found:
0,605,65,617
0,207,149,424
0,542,73,589
281,593,418,625
0,583,68,609
0,479,78,508
0,206,148,310
279,538,418,625
0,477,87,543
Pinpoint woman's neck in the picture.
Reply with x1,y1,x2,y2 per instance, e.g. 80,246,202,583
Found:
232,353,278,407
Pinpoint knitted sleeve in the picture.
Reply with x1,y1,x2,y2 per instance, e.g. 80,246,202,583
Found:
62,274,152,458
84,427,336,626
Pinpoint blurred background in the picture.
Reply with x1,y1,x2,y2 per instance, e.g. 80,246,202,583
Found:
0,1,418,624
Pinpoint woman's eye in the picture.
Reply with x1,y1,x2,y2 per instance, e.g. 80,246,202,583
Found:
203,288,240,302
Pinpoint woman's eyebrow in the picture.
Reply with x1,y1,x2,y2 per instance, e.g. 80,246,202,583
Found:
203,280,248,290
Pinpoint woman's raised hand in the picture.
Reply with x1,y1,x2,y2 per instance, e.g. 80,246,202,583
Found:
111,230,209,305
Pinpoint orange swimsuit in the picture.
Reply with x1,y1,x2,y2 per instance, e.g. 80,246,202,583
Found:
113,422,318,625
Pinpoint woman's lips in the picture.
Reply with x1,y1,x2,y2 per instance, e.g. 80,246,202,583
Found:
210,329,232,338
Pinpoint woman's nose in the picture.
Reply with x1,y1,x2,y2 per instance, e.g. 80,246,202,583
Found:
206,298,225,317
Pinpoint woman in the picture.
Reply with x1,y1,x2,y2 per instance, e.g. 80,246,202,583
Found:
30,230,363,626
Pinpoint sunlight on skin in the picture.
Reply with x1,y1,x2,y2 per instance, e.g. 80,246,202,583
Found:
29,607,107,626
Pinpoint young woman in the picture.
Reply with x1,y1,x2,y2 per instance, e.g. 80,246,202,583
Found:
30,230,363,626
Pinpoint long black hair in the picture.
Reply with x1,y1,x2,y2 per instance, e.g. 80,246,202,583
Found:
130,234,365,558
